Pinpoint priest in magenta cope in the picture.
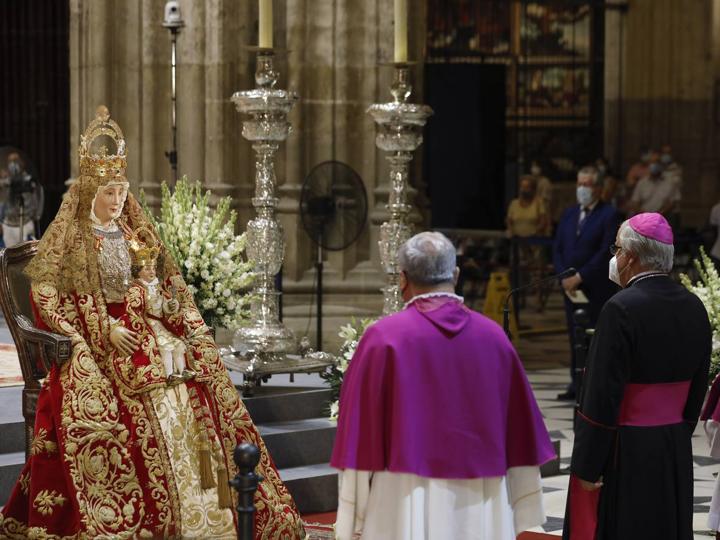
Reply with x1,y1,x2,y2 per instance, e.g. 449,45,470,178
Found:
331,231,556,540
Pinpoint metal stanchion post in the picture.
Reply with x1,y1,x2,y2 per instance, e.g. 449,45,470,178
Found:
229,443,262,540
572,308,591,419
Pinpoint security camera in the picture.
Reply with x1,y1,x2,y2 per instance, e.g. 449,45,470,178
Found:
163,1,185,29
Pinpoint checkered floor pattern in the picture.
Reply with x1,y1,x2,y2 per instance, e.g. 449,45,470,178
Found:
527,368,718,538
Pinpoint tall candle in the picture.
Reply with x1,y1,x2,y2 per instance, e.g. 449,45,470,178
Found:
394,0,408,63
259,0,273,48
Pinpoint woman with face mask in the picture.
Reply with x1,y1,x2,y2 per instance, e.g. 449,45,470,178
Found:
506,176,550,310
506,176,548,238
563,213,711,540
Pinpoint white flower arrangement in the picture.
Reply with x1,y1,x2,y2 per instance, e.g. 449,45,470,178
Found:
141,177,254,329
322,317,376,420
681,247,720,383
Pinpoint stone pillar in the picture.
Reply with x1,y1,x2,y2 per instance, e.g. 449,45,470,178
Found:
604,0,719,226
70,0,253,209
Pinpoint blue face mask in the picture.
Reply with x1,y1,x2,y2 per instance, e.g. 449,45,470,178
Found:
576,186,594,207
660,153,673,165
650,162,663,176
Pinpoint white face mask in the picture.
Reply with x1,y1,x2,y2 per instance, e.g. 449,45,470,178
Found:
609,254,631,287
576,186,594,207
609,256,621,286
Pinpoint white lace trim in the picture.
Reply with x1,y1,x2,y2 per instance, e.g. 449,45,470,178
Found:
404,291,464,309
139,277,160,296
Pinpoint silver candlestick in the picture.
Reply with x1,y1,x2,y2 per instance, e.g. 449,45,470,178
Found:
368,64,433,314
231,50,298,357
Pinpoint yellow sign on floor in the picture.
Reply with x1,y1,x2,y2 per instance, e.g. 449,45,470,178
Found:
483,271,517,340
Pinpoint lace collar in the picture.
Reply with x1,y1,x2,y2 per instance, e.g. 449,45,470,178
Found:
404,291,464,309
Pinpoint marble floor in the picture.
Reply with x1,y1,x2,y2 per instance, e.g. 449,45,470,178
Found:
525,368,719,539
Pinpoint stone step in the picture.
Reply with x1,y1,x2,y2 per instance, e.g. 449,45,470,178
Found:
260,417,336,470
241,386,333,425
0,451,24,507
280,463,338,515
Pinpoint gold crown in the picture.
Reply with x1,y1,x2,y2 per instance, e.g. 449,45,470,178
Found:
79,105,127,178
128,226,160,268
130,243,160,269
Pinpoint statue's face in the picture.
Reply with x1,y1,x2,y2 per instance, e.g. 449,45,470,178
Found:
93,182,128,225
138,263,156,282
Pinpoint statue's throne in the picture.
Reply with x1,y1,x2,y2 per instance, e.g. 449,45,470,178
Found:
0,241,70,457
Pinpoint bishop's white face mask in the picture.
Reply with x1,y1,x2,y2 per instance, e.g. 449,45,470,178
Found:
609,256,621,285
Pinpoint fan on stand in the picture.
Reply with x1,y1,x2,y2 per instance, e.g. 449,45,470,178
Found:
300,161,368,350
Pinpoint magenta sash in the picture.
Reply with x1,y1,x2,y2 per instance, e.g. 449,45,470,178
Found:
618,381,691,427
570,381,691,539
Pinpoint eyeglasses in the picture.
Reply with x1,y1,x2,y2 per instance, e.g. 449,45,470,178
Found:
609,244,622,256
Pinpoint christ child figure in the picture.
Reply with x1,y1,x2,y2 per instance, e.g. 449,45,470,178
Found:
129,239,196,385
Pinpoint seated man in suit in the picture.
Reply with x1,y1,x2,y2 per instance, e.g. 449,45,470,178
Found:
553,165,620,400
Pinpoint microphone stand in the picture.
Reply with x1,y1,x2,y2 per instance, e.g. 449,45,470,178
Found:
502,267,577,340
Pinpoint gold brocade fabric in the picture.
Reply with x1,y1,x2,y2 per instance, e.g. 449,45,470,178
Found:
150,385,235,539
0,108,305,539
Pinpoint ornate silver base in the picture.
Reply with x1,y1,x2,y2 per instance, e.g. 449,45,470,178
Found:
232,289,296,355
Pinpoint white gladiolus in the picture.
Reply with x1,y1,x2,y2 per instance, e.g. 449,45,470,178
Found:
321,317,376,420
141,177,253,329
682,248,720,383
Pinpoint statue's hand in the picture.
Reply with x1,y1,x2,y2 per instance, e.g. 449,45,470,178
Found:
110,325,140,356
164,299,180,314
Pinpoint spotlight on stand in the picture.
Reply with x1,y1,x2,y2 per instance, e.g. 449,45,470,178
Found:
163,1,185,185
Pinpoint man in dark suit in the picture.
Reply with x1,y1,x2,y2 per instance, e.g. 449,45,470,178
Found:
553,165,620,400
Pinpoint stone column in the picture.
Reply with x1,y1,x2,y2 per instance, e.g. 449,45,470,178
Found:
605,0,718,226
70,0,254,209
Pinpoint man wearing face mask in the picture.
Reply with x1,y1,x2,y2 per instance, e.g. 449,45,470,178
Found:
630,152,680,217
331,232,555,540
0,152,44,247
562,213,711,540
553,166,620,400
